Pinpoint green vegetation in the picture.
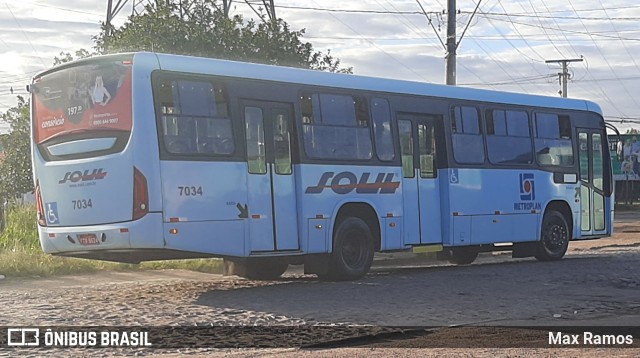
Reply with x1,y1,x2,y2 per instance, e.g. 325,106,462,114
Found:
94,0,349,73
0,97,32,201
0,204,222,278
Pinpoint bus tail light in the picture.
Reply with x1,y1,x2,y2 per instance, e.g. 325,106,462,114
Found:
132,167,149,220
35,181,46,226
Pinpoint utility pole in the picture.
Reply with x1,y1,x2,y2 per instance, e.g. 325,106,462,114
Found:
417,0,481,86
244,0,276,23
445,0,456,85
106,0,113,39
264,0,276,21
105,0,129,50
223,0,233,17
106,0,129,35
545,58,583,98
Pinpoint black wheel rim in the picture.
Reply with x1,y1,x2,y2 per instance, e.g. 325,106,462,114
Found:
543,217,568,251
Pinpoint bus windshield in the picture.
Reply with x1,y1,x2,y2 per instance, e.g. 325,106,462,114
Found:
32,57,133,160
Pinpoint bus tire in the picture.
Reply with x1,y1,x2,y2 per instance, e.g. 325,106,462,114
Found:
535,210,569,261
240,258,288,280
322,217,374,281
448,247,478,265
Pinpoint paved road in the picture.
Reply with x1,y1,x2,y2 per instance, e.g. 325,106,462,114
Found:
1,213,639,356
198,249,640,326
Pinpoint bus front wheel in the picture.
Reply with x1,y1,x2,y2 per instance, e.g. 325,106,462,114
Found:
535,210,570,261
321,217,374,281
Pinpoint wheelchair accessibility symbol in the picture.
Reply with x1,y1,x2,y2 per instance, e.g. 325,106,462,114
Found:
45,202,59,225
449,168,459,184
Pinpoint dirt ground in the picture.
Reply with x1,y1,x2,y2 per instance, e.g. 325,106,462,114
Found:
1,211,639,357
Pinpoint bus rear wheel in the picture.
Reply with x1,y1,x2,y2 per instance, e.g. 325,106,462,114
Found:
535,210,569,261
320,217,374,281
448,247,479,265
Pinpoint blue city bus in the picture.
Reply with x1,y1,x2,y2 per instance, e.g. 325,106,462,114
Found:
30,52,613,280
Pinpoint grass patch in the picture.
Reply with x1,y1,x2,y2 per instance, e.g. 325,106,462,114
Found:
0,204,222,278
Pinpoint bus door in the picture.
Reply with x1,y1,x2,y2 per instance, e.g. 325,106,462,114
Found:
578,129,608,236
242,100,299,252
397,114,442,245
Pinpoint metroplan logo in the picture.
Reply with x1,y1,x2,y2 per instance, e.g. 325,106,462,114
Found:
519,173,535,201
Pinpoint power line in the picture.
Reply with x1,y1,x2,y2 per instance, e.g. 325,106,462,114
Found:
566,0,637,118
491,0,547,63
5,3,46,68
470,10,640,21
461,1,549,93
476,13,640,42
268,2,640,22
301,0,431,82
273,4,427,15
525,0,568,58
466,8,636,119
19,1,103,17
597,0,640,80
460,74,555,86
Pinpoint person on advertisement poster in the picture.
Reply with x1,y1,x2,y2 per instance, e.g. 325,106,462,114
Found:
91,75,112,106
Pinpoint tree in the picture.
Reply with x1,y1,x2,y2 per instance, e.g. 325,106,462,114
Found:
93,0,351,73
53,49,93,66
0,96,33,201
0,1,350,204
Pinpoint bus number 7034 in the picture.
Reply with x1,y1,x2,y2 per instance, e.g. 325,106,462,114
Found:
30,52,613,280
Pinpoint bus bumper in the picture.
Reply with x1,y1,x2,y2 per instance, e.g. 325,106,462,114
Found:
38,213,165,256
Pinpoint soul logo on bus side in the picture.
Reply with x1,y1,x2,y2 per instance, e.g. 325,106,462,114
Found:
58,169,108,184
305,171,400,194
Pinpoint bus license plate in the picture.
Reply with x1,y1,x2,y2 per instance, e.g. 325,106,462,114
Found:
77,234,100,245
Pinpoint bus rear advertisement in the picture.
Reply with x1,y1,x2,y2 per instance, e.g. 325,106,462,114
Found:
30,52,613,280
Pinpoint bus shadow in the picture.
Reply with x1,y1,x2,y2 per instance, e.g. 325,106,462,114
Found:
195,252,640,326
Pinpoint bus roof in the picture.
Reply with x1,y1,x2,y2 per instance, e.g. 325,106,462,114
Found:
45,52,603,115
148,52,602,115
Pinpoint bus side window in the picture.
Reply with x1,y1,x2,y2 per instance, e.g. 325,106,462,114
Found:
418,122,436,178
451,106,485,164
371,98,395,161
273,110,292,175
398,120,414,178
244,107,266,174
300,93,373,160
485,109,532,165
157,78,234,156
534,113,573,166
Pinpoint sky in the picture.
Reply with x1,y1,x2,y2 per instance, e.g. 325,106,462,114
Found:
1,0,639,134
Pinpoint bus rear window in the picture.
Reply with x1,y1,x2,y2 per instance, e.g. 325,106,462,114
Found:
31,57,133,161
156,78,234,156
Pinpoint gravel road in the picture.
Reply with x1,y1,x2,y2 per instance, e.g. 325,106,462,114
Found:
1,212,640,357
